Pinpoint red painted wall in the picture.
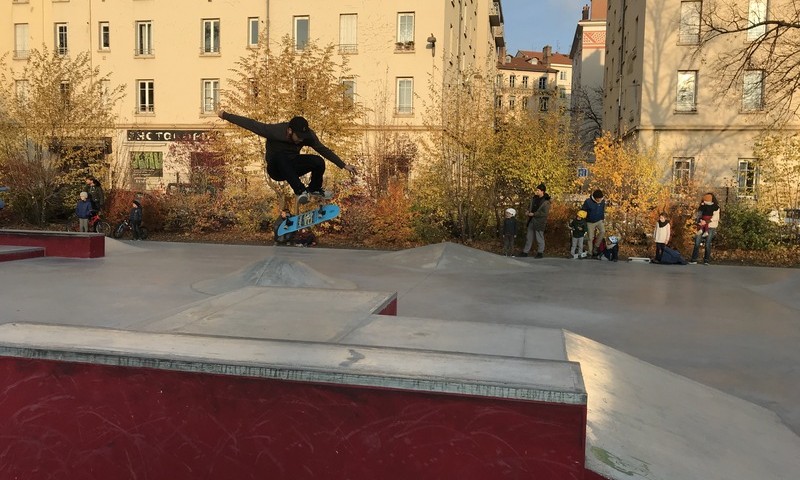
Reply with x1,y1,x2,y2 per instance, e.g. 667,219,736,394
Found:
0,230,105,258
0,357,587,479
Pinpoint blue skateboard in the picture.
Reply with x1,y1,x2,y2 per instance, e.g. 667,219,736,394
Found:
277,202,340,237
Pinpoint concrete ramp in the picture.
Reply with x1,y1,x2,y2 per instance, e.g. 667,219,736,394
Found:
192,256,357,295
374,241,535,272
565,332,800,480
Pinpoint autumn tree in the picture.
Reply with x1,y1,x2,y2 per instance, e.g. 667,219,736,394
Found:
752,132,800,210
217,35,363,206
413,67,500,241
591,132,671,239
0,48,124,224
697,0,800,120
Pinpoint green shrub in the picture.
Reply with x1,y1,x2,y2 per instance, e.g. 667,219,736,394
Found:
717,203,780,250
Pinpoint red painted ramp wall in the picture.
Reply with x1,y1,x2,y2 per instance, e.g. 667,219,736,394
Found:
0,357,587,479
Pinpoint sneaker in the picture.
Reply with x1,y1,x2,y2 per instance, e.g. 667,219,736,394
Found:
297,191,310,204
572,254,579,259
518,252,528,257
310,189,333,200
688,260,698,264
535,253,543,259
702,232,708,238
703,260,710,265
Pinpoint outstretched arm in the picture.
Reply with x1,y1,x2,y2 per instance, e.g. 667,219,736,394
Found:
308,133,358,176
218,110,273,138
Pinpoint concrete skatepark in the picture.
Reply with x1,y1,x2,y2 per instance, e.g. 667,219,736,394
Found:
1,238,799,478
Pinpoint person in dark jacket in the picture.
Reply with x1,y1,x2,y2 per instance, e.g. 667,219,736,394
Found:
568,210,588,259
85,176,104,213
217,110,357,204
502,208,518,257
582,189,606,258
273,209,295,246
129,200,143,240
76,191,93,232
521,183,551,258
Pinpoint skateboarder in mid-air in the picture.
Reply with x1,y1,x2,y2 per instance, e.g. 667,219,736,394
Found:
217,110,357,204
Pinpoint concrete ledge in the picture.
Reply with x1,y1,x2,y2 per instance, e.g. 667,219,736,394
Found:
0,245,45,262
0,229,105,258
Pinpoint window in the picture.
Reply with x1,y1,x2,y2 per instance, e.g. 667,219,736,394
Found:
559,87,567,99
539,96,549,111
136,21,153,56
538,77,547,89
742,70,764,111
131,152,164,182
397,12,414,43
509,96,516,109
248,78,259,98
509,75,516,88
248,17,259,47
560,71,567,81
495,95,503,109
202,79,219,114
522,76,528,88
339,14,357,54
14,23,29,59
98,22,110,50
396,77,413,114
522,96,529,110
673,157,693,191
15,80,29,103
137,80,154,113
342,78,355,105
679,1,701,44
747,0,768,40
59,81,70,107
676,71,697,112
203,19,220,54
495,74,502,88
294,16,309,50
737,159,758,196
55,23,68,56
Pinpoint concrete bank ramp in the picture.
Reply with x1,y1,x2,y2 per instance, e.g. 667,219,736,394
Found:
374,241,536,272
104,237,146,255
192,256,356,295
565,332,800,480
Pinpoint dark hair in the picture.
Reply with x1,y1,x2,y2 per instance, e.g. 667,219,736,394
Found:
659,211,668,217
592,189,604,200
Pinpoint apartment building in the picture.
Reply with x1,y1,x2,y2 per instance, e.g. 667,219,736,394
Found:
570,0,607,151
496,55,557,116
2,0,505,191
516,47,572,102
603,0,800,198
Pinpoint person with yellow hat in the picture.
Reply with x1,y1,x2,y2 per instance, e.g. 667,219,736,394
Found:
568,210,589,259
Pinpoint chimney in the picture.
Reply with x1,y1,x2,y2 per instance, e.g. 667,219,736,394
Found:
542,45,552,65
582,4,590,21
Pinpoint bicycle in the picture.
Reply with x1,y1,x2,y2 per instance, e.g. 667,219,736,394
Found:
65,211,112,236
113,219,148,240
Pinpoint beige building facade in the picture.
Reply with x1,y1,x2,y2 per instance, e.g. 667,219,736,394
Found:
570,0,606,152
2,0,504,191
602,0,800,200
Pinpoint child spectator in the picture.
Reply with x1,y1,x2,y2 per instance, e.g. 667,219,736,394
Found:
129,200,143,240
294,228,317,247
273,209,295,246
568,210,588,259
502,208,517,257
653,212,671,263
598,235,619,262
76,192,93,232
696,193,718,237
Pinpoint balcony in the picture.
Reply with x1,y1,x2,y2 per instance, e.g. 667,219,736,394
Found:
493,26,505,48
490,2,502,27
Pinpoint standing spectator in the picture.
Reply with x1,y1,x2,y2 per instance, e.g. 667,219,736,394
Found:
582,189,606,258
85,176,105,213
521,183,551,258
689,193,721,265
653,212,671,263
502,208,517,257
129,200,143,240
568,210,588,259
695,193,717,237
294,228,317,247
76,192,93,232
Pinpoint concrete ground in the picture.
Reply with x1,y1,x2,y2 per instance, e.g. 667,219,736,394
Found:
1,239,798,440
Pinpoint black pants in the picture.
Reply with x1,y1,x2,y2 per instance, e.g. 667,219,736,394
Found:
267,154,325,195
655,242,665,261
132,221,143,240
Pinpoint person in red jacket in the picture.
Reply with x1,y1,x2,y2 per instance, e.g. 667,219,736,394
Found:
218,111,357,204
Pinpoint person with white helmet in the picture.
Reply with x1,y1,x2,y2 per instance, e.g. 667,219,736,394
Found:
568,210,589,259
502,207,518,257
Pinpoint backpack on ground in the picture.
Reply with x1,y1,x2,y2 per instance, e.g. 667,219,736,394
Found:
660,246,687,265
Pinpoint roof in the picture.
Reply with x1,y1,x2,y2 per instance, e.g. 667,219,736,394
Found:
516,49,572,66
497,56,557,74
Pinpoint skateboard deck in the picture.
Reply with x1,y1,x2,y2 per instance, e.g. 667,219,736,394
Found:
277,203,340,237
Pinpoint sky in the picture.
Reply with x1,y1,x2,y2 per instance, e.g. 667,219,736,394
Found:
501,0,584,55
